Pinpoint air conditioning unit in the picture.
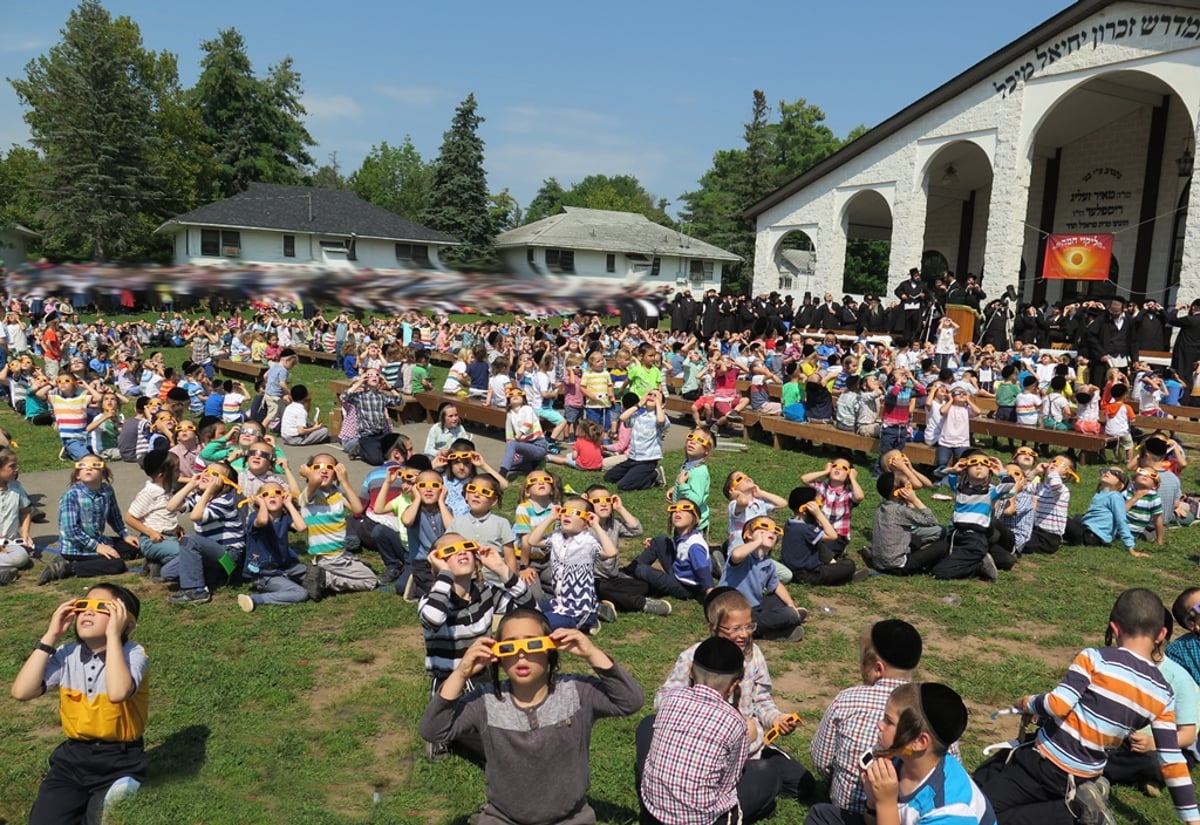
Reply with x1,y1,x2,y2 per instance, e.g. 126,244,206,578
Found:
222,245,241,256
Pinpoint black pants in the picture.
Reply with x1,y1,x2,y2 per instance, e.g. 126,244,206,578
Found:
629,536,706,601
1023,526,1063,555
792,558,856,586
878,539,948,575
29,738,146,825
357,433,389,466
605,458,660,491
1064,517,1106,546
1103,741,1162,786
596,574,649,613
635,715,813,824
933,525,996,579
752,592,802,636
973,745,1080,825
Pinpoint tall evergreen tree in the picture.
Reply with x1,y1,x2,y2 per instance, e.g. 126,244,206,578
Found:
10,0,167,260
192,29,315,197
425,94,496,270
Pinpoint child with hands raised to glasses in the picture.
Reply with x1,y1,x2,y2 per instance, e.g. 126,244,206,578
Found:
41,456,139,584
722,515,808,641
370,463,419,586
299,454,377,600
418,531,535,762
163,461,246,605
1125,466,1165,548
434,440,508,517
399,469,453,601
866,473,947,575
931,451,1018,582
604,389,669,492
782,486,866,588
238,482,308,612
721,470,790,582
1063,466,1138,555
800,458,866,560
629,497,714,603
524,498,618,632
446,474,518,588
514,471,560,591
12,583,149,825
586,485,672,619
806,682,995,825
418,608,643,825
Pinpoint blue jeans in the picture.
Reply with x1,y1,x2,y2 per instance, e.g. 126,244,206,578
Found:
249,565,309,605
501,438,548,473
539,598,596,632
874,423,909,475
61,438,90,462
162,534,236,590
936,444,968,474
138,534,181,563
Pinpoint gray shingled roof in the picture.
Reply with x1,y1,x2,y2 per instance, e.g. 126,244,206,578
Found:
158,182,457,244
494,206,740,261
744,0,1200,218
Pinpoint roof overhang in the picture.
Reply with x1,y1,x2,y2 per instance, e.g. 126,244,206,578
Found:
154,219,458,245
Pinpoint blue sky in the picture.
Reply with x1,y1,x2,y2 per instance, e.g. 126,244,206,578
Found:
1,0,1060,217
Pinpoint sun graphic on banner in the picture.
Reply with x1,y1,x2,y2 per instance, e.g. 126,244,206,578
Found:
1043,233,1113,280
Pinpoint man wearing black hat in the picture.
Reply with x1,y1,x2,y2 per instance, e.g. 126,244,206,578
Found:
810,620,927,814
894,269,927,346
1169,300,1200,398
1085,296,1138,371
639,637,748,825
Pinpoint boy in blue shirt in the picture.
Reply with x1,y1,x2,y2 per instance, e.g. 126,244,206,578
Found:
722,514,806,642
931,450,1017,582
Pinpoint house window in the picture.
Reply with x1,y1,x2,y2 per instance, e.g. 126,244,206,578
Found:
650,256,661,277
201,228,241,257
606,254,615,273
546,249,575,274
689,260,713,283
527,248,542,275
283,235,295,258
778,274,794,290
396,243,431,267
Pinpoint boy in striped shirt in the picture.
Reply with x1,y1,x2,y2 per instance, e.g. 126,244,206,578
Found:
1022,456,1074,555
975,588,1200,825
931,451,1017,582
50,375,103,461
299,453,378,600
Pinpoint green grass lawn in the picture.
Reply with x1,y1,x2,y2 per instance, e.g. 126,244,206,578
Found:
2,316,1199,822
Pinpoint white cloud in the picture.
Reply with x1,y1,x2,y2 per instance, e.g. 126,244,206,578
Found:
495,105,617,137
374,84,440,105
0,36,48,55
303,94,363,120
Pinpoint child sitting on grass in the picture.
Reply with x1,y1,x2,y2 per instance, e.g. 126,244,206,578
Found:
629,497,713,603
238,482,308,612
546,418,604,471
585,485,671,619
722,515,807,641
525,498,618,632
866,473,947,575
782,486,863,587
665,427,714,532
975,588,1199,825
399,469,453,601
1126,466,1165,548
12,583,149,825
931,451,1017,582
1063,466,1138,556
800,458,866,560
299,453,378,601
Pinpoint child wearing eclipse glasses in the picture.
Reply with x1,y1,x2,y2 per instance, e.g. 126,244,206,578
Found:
40,455,139,584
12,583,148,824
418,607,642,825
931,450,1018,582
524,498,619,633
299,453,377,601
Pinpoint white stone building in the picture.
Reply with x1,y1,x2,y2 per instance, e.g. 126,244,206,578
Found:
0,226,38,271
747,0,1200,307
157,182,457,270
494,206,740,294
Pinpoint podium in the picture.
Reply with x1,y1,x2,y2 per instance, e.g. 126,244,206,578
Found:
945,304,979,347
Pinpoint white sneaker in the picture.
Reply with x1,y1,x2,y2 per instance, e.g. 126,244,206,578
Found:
237,594,255,613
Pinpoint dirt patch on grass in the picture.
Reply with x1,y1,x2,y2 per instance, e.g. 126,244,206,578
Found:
306,625,412,713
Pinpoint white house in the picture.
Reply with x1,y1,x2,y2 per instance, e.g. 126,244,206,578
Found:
747,0,1200,307
156,182,457,270
0,225,38,271
494,206,740,293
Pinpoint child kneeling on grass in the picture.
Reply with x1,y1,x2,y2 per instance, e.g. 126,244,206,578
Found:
974,588,1199,825
806,682,995,825
418,607,643,825
722,514,808,642
12,583,148,825
299,453,378,600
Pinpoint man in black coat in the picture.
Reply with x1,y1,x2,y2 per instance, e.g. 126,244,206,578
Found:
1134,300,1170,352
1169,300,1200,396
1012,305,1049,348
894,268,927,345
814,293,842,330
860,295,888,334
1085,296,1139,370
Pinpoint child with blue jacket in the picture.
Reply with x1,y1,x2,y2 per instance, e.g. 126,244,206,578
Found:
1063,465,1137,555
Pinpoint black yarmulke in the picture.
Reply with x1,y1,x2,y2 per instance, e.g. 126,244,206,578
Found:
918,682,968,747
141,449,169,478
694,637,745,676
871,619,922,670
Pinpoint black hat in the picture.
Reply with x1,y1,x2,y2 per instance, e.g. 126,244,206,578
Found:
1143,436,1169,458
871,619,922,670
693,637,745,676
166,387,189,402
918,682,968,748
141,448,170,478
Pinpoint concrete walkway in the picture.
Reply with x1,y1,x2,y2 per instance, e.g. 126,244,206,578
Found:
20,420,692,550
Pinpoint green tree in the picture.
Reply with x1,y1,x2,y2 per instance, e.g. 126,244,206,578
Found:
522,174,671,226
0,147,46,237
489,188,522,233
523,177,568,224
844,239,890,296
770,99,842,182
426,93,496,270
10,0,168,260
191,28,315,197
348,137,432,220
739,91,774,208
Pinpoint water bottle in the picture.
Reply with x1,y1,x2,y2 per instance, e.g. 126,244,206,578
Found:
941,594,962,607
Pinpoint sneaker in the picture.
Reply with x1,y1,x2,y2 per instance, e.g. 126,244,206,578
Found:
710,549,726,581
401,575,417,603
654,465,666,488
37,557,70,586
1141,780,1162,798
237,594,256,613
167,587,212,605
979,553,999,583
587,621,602,636
851,566,873,583
597,600,618,623
303,564,327,602
794,606,809,624
782,625,806,642
425,740,451,763
378,566,403,585
726,411,743,423
0,568,18,585
858,547,874,568
143,561,164,583
643,598,672,616
1074,777,1116,825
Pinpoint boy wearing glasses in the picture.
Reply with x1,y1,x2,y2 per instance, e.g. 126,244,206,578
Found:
931,450,1018,582
299,454,377,600
722,515,806,642
524,498,618,632
1126,466,1165,546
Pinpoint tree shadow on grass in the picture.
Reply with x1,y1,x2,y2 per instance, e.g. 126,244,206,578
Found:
145,724,211,784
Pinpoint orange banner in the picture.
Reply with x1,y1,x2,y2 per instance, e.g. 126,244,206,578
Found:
1042,233,1113,280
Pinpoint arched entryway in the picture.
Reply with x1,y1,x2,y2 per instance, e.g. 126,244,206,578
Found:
922,141,993,290
1022,70,1195,306
841,190,891,296
773,230,817,297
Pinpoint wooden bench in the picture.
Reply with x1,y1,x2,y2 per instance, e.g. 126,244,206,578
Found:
910,409,1112,461
414,392,508,430
430,351,457,367
295,347,338,366
1135,414,1200,438
756,415,937,465
214,359,264,380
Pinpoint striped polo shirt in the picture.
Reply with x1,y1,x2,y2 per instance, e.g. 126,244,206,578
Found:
51,391,89,441
301,488,348,557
